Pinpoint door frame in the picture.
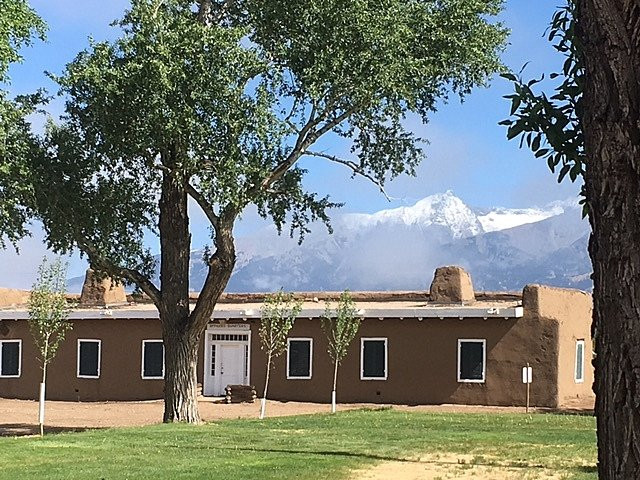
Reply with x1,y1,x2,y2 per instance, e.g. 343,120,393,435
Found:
203,324,251,396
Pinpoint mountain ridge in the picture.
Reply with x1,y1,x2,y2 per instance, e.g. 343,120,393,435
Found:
67,192,592,293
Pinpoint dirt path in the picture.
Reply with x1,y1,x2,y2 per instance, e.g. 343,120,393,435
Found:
350,454,564,480
0,398,359,435
0,397,550,436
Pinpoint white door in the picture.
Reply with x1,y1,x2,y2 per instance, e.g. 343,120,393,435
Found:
219,344,245,391
203,330,250,396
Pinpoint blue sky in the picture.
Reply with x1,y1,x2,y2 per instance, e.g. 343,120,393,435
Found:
3,1,581,286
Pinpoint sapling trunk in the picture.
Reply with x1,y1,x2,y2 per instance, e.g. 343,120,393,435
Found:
39,359,47,437
260,355,272,419
331,360,339,413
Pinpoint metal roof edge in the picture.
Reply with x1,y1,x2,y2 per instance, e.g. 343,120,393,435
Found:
0,305,524,321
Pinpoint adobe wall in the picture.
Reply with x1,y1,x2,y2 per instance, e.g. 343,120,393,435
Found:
524,285,594,409
0,289,30,308
1,313,563,407
0,291,591,409
0,318,167,401
248,315,560,407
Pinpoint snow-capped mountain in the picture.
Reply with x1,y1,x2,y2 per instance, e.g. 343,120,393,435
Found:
344,191,483,238
476,203,567,233
67,192,592,293
223,192,591,292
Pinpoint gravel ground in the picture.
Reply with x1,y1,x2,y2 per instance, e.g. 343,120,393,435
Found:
0,397,545,436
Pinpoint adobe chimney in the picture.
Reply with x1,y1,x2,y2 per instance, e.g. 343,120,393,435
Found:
79,269,127,306
429,266,475,304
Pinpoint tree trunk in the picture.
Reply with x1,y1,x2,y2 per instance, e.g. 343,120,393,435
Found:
331,360,338,413
158,151,197,423
260,355,271,419
162,324,201,423
576,1,640,477
156,149,237,423
39,358,47,437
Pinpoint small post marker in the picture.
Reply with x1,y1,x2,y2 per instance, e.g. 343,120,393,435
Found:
522,363,532,413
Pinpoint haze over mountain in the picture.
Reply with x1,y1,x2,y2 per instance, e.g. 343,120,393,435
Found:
66,191,591,293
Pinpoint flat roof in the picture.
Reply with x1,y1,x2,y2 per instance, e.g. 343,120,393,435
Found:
0,298,523,320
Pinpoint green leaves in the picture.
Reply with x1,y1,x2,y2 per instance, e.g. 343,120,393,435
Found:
27,257,74,368
259,290,302,359
0,1,45,247
322,290,361,365
0,0,46,83
24,0,507,292
499,1,586,209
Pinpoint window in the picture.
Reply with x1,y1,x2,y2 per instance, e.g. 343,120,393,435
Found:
0,340,21,378
458,339,486,383
287,338,312,379
244,344,249,378
142,340,164,379
77,339,101,378
575,340,585,383
361,338,387,380
210,344,216,376
210,333,249,342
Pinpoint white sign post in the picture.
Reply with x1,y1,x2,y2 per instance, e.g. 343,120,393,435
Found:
522,363,533,413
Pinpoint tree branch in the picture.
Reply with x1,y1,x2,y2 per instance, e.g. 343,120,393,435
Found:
185,182,219,229
189,206,237,330
197,0,212,25
305,151,391,201
284,96,302,132
197,0,235,26
257,107,356,191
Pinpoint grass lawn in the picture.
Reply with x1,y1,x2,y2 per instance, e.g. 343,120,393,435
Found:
0,408,596,479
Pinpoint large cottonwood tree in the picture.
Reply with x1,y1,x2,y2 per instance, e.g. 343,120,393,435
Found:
25,0,506,423
0,0,45,247
501,1,640,477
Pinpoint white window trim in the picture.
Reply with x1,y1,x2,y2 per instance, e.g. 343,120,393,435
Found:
0,339,22,378
286,338,313,380
141,339,165,380
457,339,486,383
575,339,585,383
77,339,101,379
360,337,388,381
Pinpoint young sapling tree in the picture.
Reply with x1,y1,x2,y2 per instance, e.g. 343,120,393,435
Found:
258,291,301,419
322,291,361,413
28,257,73,436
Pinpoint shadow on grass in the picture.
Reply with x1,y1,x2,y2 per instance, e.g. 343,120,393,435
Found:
0,423,98,437
541,408,595,417
212,445,591,473
575,465,598,473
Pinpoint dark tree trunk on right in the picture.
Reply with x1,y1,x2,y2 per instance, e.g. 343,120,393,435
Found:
576,1,640,477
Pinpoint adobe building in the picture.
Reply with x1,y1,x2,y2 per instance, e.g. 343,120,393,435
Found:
0,266,594,409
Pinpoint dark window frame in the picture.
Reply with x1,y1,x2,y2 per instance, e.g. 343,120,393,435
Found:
77,339,101,379
0,339,21,378
457,339,486,383
141,340,165,380
287,338,313,380
360,338,388,381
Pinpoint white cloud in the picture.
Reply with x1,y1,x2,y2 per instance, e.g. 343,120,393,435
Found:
0,223,86,290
